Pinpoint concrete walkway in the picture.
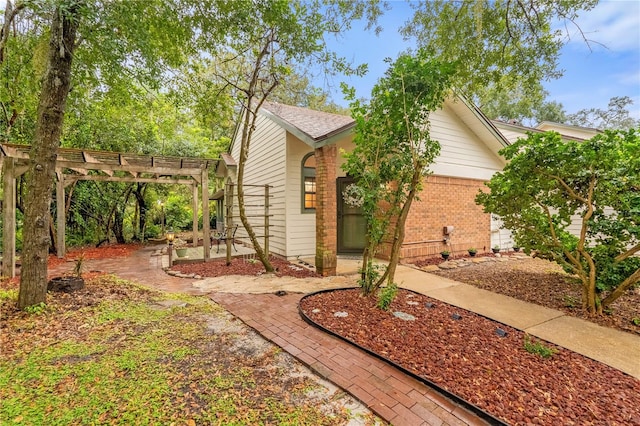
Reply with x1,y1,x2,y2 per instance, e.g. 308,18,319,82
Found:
393,265,640,380
49,246,640,425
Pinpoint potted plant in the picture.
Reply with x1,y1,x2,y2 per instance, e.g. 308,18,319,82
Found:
174,238,188,258
492,245,501,254
440,250,450,260
467,247,477,257
48,254,85,293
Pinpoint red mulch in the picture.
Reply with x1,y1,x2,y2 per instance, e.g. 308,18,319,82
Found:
2,244,143,288
300,288,640,426
170,256,320,279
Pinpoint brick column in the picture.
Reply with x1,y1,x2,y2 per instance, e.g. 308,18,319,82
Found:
315,145,337,276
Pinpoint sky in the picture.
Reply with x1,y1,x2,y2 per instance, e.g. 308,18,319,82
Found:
322,0,640,120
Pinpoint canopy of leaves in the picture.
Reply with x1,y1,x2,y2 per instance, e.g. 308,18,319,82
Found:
401,0,597,119
476,128,640,313
567,96,640,130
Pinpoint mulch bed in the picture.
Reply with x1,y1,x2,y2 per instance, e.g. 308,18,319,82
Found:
170,256,320,279
428,257,640,336
300,288,640,426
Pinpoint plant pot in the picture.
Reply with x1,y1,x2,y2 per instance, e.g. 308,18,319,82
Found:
492,248,500,254
468,251,477,257
175,248,188,258
441,253,450,260
47,276,85,293
513,247,521,252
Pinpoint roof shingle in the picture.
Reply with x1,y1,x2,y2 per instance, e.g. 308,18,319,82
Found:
261,102,354,141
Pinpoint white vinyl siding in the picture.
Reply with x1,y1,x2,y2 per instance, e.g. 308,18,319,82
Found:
283,135,354,259
429,105,506,181
230,114,287,257
499,127,529,144
285,135,316,258
491,215,515,250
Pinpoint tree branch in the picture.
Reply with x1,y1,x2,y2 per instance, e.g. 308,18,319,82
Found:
0,1,26,65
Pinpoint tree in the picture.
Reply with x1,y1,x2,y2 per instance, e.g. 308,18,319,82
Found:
402,0,597,119
191,0,381,271
18,0,82,308
567,96,640,130
13,0,196,308
477,83,568,126
534,100,568,125
342,51,455,296
476,129,640,315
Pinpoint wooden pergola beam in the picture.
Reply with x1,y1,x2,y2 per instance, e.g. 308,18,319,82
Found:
1,143,218,277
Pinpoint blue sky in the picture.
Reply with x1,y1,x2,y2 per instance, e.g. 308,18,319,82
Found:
322,0,640,120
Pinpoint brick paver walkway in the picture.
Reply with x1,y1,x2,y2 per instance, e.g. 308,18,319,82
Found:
50,245,492,425
210,292,491,426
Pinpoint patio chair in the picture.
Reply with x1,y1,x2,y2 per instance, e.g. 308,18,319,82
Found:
211,224,239,253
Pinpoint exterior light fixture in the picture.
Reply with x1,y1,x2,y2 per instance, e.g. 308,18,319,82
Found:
166,228,175,267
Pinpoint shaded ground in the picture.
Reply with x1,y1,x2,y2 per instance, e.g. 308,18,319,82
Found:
427,257,640,336
0,274,379,425
5,244,638,424
300,289,640,426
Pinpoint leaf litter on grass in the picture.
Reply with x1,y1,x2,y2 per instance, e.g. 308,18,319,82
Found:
0,275,381,425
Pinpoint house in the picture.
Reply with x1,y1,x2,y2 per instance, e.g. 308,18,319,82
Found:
491,120,602,241
493,120,600,145
219,95,511,276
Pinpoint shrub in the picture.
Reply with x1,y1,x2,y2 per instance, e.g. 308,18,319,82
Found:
377,283,398,311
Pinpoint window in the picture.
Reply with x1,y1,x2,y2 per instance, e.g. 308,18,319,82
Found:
302,153,316,211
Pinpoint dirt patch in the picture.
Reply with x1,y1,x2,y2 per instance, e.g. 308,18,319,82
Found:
300,288,640,426
428,257,640,336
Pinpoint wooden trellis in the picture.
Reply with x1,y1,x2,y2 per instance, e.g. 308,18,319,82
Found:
1,143,219,278
211,180,272,265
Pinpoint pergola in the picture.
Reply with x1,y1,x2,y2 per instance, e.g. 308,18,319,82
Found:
1,143,219,278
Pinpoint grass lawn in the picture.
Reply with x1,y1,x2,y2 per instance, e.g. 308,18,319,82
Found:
1,275,373,425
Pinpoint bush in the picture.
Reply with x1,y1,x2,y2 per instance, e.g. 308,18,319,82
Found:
377,283,398,311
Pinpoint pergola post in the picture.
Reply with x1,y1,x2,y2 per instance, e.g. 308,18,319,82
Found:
56,171,66,258
192,182,198,248
201,168,210,261
2,158,16,278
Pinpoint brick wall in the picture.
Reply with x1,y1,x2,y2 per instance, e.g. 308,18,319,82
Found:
314,145,337,276
379,175,491,261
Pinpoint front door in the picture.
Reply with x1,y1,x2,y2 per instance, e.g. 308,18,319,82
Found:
337,177,366,253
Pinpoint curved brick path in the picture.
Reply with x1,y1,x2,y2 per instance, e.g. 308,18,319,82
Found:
210,292,490,426
50,245,490,426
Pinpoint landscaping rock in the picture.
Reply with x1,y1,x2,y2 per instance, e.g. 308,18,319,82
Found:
422,265,440,272
393,311,416,321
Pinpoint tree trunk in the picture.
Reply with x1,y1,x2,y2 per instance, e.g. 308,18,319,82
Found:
113,207,125,244
377,169,421,289
237,106,274,272
133,183,147,241
601,267,640,308
18,3,80,309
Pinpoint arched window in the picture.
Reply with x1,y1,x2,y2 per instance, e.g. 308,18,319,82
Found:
302,152,316,212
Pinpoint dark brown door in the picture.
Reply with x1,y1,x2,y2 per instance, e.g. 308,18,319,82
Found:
337,177,366,253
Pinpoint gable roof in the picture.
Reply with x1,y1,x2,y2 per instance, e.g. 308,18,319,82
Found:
260,102,355,148
536,121,601,139
493,120,599,143
260,96,510,153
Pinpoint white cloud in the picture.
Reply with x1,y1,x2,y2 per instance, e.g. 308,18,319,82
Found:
563,1,640,52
